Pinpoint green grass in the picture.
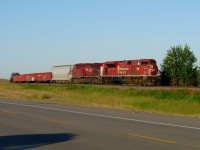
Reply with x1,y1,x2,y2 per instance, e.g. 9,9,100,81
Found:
0,80,200,117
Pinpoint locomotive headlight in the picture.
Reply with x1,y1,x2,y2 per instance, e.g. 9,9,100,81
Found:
148,65,153,68
149,69,155,72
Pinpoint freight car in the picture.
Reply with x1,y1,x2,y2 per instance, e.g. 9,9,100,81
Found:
10,72,52,83
51,65,74,83
10,58,161,85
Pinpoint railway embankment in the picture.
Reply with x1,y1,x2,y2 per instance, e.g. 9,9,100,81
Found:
0,80,200,117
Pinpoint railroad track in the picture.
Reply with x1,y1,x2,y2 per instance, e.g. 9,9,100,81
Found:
57,84,200,91
13,82,200,91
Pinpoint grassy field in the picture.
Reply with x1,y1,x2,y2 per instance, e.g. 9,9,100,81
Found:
0,80,200,117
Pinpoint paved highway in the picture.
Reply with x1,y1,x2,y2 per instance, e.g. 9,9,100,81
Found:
0,98,200,150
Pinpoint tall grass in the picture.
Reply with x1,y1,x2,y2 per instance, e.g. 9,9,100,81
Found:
1,81,200,117
22,84,200,102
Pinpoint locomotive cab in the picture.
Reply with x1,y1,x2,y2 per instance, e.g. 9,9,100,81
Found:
140,59,158,76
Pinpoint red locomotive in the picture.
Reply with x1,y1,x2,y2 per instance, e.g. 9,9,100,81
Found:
10,58,160,85
100,59,159,85
101,59,158,76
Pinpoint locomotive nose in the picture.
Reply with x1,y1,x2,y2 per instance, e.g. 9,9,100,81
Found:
148,65,158,75
148,65,154,69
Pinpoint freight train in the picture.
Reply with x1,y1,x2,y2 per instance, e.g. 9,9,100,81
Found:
10,59,161,86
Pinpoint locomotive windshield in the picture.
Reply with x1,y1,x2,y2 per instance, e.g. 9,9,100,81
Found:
141,61,156,65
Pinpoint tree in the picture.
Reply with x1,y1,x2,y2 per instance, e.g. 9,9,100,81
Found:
197,66,200,86
161,45,198,86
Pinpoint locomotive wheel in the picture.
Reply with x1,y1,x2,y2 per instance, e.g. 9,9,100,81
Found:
102,78,110,85
92,78,98,84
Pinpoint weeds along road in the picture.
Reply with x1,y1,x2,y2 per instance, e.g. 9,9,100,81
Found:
0,98,200,150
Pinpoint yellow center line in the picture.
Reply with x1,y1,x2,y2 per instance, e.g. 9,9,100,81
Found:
128,134,177,144
0,110,17,115
47,119,70,126
0,110,71,127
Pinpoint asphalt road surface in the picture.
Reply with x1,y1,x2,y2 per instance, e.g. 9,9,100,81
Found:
0,98,200,150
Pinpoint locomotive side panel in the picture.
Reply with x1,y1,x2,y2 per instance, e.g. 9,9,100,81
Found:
101,60,142,76
72,63,101,77
101,59,159,77
72,63,102,84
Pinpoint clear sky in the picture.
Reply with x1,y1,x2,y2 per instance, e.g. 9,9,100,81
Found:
0,0,200,79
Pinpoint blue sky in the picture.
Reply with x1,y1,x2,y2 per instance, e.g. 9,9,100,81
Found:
0,0,200,79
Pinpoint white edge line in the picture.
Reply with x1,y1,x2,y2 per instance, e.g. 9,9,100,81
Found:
0,100,200,130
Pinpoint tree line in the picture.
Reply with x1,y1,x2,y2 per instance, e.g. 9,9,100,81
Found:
161,45,200,86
